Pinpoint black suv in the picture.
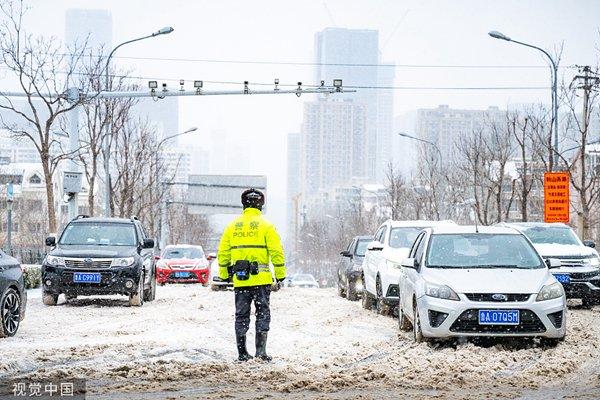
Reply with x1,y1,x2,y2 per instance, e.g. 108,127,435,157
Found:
42,216,157,307
0,250,26,337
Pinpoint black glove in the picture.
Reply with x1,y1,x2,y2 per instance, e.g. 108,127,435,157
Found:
276,278,285,283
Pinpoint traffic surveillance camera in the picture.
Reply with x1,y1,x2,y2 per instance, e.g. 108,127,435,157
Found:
148,81,158,89
194,80,203,88
296,82,302,97
333,79,342,88
162,83,167,89
274,78,279,91
320,80,325,87
244,81,249,94
179,79,185,92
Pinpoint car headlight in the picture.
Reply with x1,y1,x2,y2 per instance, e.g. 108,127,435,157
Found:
111,257,135,267
194,261,207,270
45,255,65,266
536,282,565,301
583,255,600,267
424,282,460,301
386,260,402,269
156,260,170,270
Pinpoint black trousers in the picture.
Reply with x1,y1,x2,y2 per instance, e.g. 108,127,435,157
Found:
234,285,271,335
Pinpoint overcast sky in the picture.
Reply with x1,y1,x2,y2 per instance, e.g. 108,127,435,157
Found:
13,0,600,239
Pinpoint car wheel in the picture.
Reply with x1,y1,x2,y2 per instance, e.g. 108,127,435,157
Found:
347,281,359,301
376,277,390,316
129,273,144,307
361,289,375,310
540,338,561,347
144,268,157,302
581,297,595,309
413,302,425,343
398,306,412,332
0,288,21,338
337,282,346,298
42,288,58,306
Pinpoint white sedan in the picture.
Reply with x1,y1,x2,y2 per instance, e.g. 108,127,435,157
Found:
398,225,566,345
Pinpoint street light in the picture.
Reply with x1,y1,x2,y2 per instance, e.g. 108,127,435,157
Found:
397,132,446,218
488,30,559,171
158,127,199,249
102,26,175,217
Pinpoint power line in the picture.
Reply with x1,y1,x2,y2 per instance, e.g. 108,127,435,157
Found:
64,52,576,70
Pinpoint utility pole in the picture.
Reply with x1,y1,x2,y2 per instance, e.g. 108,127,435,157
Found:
570,66,600,238
6,183,13,253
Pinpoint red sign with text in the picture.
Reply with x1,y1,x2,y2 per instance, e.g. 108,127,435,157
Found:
544,172,570,223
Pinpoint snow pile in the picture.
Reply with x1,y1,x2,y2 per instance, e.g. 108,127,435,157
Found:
1,286,599,398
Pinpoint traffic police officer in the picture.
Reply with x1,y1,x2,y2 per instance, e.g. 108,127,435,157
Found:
218,188,286,361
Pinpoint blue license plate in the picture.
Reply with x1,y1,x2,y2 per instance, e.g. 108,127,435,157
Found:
174,271,190,278
553,274,571,284
478,310,520,325
73,272,101,283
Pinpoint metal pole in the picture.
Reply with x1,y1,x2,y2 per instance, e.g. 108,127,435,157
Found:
67,88,80,221
7,201,12,253
160,181,169,249
102,29,174,218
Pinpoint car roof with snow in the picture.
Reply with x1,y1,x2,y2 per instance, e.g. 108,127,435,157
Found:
429,225,521,235
164,244,203,249
387,219,456,228
499,222,570,230
70,217,134,224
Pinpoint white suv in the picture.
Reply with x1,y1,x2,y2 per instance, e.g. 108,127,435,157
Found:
499,222,600,308
362,220,455,315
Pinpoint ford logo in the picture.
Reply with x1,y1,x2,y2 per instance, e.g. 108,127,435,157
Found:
492,293,508,301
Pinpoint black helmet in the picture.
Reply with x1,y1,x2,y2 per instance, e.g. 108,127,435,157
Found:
241,188,265,210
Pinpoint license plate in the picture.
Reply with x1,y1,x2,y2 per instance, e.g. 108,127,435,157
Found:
478,310,520,325
73,272,101,283
174,271,190,278
553,274,571,284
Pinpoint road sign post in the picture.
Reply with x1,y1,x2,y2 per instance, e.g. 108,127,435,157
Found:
544,172,570,223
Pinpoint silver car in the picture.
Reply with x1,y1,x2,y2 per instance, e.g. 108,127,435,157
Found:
398,225,566,345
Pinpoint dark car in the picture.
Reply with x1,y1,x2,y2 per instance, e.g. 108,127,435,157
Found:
42,216,157,307
0,250,27,337
337,235,372,301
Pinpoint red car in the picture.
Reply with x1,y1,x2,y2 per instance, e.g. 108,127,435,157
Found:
156,245,210,285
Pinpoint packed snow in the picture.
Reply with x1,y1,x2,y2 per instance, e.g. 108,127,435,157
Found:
1,285,599,399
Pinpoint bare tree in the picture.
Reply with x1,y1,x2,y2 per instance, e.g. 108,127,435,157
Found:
0,0,88,232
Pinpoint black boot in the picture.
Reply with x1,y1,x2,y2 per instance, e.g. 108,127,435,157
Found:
255,331,272,362
236,334,253,362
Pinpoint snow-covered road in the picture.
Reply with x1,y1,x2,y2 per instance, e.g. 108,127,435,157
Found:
2,285,600,399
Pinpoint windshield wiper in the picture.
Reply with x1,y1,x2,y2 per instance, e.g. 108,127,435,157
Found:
471,264,519,269
427,265,465,269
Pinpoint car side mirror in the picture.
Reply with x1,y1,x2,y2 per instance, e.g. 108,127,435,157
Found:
367,241,384,251
340,250,352,258
45,236,56,246
583,240,596,248
153,255,161,261
207,255,214,261
142,238,155,249
545,258,561,269
401,258,417,269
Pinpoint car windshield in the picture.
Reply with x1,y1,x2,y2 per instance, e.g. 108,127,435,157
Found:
163,247,205,259
521,226,580,246
59,223,137,246
427,233,543,269
355,240,370,256
389,227,425,248
294,274,315,281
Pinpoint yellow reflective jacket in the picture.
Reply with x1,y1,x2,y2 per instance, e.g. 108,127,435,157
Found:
218,208,286,287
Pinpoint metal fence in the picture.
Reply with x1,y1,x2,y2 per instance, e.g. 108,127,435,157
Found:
2,247,46,264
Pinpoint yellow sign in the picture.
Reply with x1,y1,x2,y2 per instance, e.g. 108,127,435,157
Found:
544,172,570,223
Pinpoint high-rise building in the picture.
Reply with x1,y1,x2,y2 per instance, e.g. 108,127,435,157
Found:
65,9,112,52
314,28,395,182
286,132,301,248
300,99,368,193
415,105,505,164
